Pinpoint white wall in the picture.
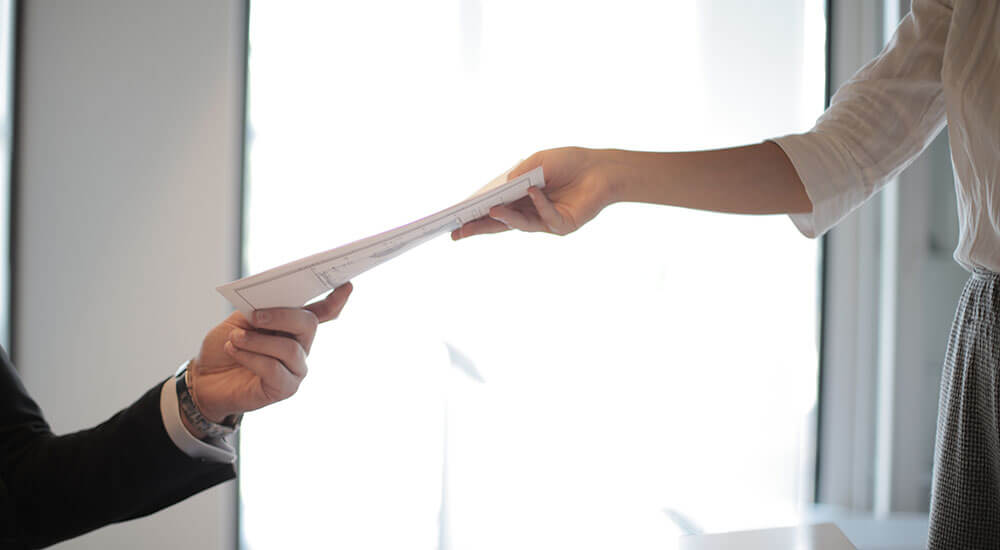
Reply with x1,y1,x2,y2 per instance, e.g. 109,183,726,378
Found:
14,1,245,548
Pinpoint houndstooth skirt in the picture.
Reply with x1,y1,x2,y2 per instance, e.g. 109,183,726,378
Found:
929,269,1000,549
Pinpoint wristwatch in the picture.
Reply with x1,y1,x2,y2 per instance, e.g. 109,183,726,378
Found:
174,360,242,439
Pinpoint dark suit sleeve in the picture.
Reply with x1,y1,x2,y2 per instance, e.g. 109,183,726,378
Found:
0,348,236,549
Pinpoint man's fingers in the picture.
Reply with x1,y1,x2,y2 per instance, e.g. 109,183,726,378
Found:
452,217,511,240
527,187,567,234
305,282,353,324
249,306,320,352
245,283,351,353
224,341,300,402
229,328,308,378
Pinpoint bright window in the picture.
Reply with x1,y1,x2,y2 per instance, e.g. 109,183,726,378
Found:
240,2,825,548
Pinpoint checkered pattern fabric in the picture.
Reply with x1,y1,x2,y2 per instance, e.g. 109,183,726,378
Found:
929,270,1000,549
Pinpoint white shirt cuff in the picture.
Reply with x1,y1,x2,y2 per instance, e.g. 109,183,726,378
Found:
770,134,866,239
159,378,237,463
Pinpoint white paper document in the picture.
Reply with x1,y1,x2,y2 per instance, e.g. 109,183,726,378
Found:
217,167,545,318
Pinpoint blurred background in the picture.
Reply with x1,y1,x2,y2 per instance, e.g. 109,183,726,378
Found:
1,1,964,549
240,1,822,548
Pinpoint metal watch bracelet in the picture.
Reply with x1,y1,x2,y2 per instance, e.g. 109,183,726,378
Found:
174,360,241,440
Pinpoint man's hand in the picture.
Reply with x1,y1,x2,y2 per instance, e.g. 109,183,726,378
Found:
187,282,353,426
451,147,621,240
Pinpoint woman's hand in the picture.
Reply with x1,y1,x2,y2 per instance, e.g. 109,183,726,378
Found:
451,143,812,242
186,282,353,427
452,147,622,240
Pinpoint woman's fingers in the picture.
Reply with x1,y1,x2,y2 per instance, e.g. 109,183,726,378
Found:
229,328,308,378
453,194,540,239
507,151,544,180
452,217,510,240
489,205,545,232
527,187,569,234
224,341,300,402
452,195,566,238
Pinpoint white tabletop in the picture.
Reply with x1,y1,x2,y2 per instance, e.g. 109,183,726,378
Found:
676,514,928,550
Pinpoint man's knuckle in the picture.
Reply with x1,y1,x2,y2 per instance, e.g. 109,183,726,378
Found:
265,359,284,379
279,338,297,357
278,378,300,400
276,309,296,326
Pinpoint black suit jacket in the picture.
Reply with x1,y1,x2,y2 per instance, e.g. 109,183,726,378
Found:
0,348,235,549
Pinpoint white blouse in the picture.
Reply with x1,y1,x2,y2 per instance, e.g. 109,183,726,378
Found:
773,0,1000,273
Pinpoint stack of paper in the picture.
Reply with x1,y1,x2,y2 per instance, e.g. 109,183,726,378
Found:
218,167,545,318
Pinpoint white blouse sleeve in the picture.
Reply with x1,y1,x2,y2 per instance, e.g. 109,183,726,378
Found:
771,0,952,238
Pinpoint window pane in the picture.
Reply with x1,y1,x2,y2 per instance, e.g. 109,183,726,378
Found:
240,1,825,548
0,0,12,352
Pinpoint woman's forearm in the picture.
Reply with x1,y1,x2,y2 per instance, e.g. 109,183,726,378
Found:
605,141,812,215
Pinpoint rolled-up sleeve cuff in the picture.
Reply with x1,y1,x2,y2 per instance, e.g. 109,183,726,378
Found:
770,134,863,239
159,379,237,463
